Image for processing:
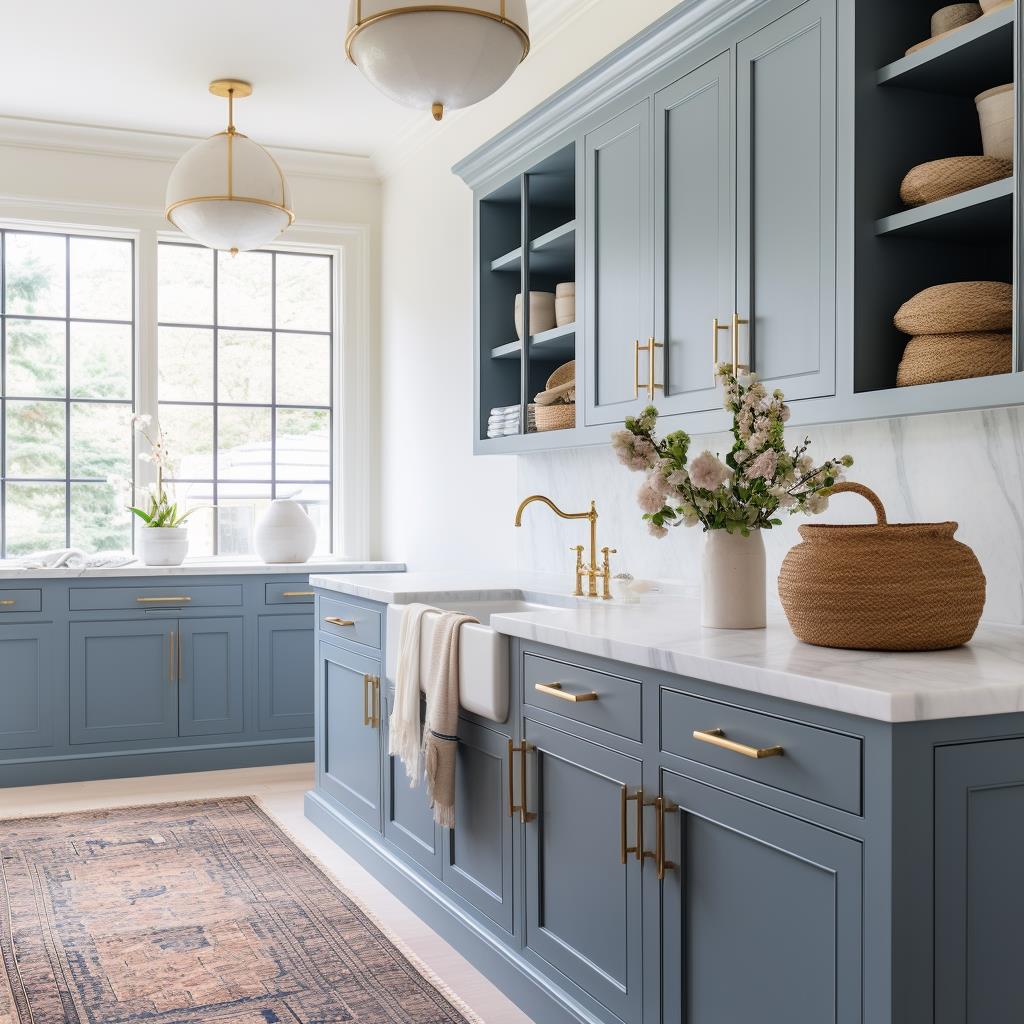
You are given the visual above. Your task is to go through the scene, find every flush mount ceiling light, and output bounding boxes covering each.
[165,80,293,255]
[346,1,530,122]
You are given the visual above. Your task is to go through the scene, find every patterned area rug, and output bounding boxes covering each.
[0,797,475,1024]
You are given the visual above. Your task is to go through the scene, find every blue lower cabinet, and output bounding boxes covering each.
[660,769,862,1024]
[70,620,178,745]
[319,640,382,832]
[178,617,244,737]
[522,718,645,1024]
[0,625,53,751]
[441,717,515,935]
[258,615,315,733]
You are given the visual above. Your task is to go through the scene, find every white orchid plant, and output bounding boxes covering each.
[612,365,853,538]
[109,414,204,530]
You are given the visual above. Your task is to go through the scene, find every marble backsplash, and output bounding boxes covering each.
[514,406,1024,625]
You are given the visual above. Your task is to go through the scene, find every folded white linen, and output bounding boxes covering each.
[389,602,440,785]
[13,549,137,570]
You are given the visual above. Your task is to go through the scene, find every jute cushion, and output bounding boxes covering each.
[894,281,1013,335]
[900,156,1012,207]
[897,332,1012,387]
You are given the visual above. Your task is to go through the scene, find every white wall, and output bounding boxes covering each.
[379,0,1024,624]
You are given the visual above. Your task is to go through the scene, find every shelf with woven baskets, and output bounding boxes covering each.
[875,176,1012,240]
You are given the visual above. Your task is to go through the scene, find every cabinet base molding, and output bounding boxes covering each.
[0,739,313,789]
[304,791,603,1024]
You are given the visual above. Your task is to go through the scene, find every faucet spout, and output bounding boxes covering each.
[514,494,593,527]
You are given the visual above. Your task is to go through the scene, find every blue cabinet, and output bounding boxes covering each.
[0,625,52,751]
[258,615,314,733]
[178,617,244,737]
[70,620,178,745]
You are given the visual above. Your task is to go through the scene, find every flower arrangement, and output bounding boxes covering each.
[112,414,203,530]
[612,365,853,538]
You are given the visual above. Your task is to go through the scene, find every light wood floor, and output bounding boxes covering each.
[0,763,535,1024]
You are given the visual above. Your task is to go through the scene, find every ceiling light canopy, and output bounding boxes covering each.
[165,80,293,254]
[346,1,530,122]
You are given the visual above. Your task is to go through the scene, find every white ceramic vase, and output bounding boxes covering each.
[254,499,317,564]
[138,527,189,567]
[700,529,766,629]
[976,83,1014,160]
[514,291,556,340]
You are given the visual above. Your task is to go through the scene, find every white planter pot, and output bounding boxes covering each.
[254,499,317,564]
[976,83,1014,160]
[137,527,189,567]
[700,529,766,629]
[514,291,556,340]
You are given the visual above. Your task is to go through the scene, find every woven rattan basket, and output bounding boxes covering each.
[897,332,1011,386]
[535,402,575,431]
[900,156,1012,207]
[894,281,1013,335]
[777,483,986,651]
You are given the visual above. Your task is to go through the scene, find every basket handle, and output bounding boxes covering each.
[828,482,887,525]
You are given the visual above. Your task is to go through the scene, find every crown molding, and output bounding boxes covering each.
[453,0,768,188]
[0,116,380,182]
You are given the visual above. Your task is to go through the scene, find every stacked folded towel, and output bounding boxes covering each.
[486,404,536,438]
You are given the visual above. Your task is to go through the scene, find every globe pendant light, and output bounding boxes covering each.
[165,80,294,254]
[346,1,530,122]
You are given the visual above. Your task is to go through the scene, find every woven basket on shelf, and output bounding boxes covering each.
[897,332,1012,387]
[535,403,575,431]
[894,281,1013,335]
[777,483,986,652]
[900,156,1012,207]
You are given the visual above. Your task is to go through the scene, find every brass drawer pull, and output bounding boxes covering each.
[730,313,750,376]
[0,599,15,606]
[653,796,677,881]
[507,739,535,823]
[620,786,644,864]
[324,616,355,627]
[534,681,598,703]
[282,591,314,597]
[363,674,379,728]
[137,595,192,604]
[632,338,664,400]
[712,317,730,379]
[693,727,783,760]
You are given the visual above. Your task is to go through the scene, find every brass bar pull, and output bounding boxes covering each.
[362,674,371,727]
[507,740,535,823]
[137,595,192,604]
[370,676,380,728]
[324,616,355,627]
[654,796,677,881]
[534,681,598,703]
[620,787,644,864]
[712,317,729,380]
[730,313,750,376]
[647,337,664,400]
[633,339,641,399]
[0,599,15,606]
[282,591,314,597]
[693,727,783,760]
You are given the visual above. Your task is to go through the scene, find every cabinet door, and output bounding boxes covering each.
[661,769,862,1024]
[257,615,314,733]
[318,640,382,833]
[0,625,53,751]
[382,691,442,876]
[70,620,177,745]
[654,51,734,416]
[735,0,836,399]
[935,739,1024,1024]
[442,718,515,935]
[583,100,653,427]
[523,719,644,1024]
[178,617,244,737]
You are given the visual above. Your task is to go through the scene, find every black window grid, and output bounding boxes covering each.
[157,241,335,556]
[0,228,136,558]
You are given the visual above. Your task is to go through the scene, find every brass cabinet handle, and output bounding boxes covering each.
[282,591,314,597]
[507,739,535,823]
[534,681,598,703]
[137,595,192,604]
[362,674,380,728]
[693,727,783,760]
[653,796,677,881]
[712,317,730,380]
[0,599,15,606]
[730,313,750,376]
[324,616,355,627]
[372,675,380,728]
[620,786,644,864]
[633,339,641,398]
[633,339,664,400]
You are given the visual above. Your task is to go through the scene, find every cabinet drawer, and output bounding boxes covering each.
[319,596,381,649]
[69,584,242,611]
[0,589,41,613]
[523,652,642,741]
[660,689,862,814]
[265,582,315,605]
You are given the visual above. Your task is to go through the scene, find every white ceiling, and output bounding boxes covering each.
[0,0,573,162]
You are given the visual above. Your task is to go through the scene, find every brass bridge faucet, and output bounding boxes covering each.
[514,495,616,599]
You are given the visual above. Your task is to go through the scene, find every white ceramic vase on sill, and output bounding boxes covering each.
[254,499,317,564]
[138,526,189,567]
[700,529,766,629]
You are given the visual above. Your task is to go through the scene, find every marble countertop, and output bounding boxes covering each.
[310,571,1024,723]
[0,559,405,581]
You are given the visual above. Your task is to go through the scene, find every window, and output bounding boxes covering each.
[157,243,334,556]
[0,229,135,557]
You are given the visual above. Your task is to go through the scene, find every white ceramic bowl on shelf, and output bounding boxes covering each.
[555,282,576,327]
[514,291,556,339]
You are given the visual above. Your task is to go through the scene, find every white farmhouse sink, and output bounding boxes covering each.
[385,600,550,723]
